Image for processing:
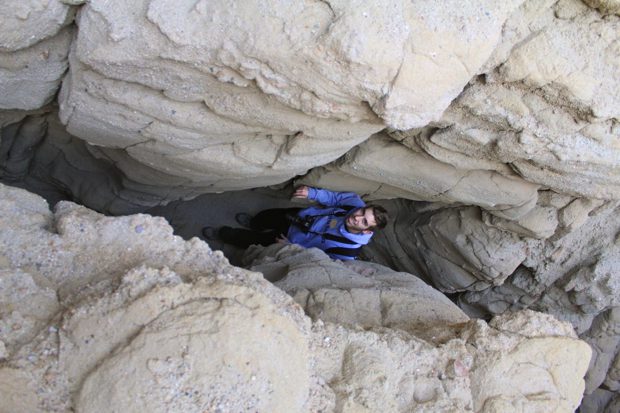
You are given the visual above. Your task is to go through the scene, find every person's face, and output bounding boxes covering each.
[345,207,377,234]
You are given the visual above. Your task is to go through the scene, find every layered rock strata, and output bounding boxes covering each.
[0,184,591,412]
[1,0,620,410]
[1,0,618,215]
[360,196,620,411]
[53,0,532,202]
[0,1,75,110]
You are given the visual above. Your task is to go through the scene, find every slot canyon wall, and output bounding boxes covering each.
[1,0,619,411]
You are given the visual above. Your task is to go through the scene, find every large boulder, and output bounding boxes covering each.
[56,0,527,193]
[243,243,469,338]
[302,132,540,220]
[0,183,593,412]
[410,0,620,200]
[0,1,75,110]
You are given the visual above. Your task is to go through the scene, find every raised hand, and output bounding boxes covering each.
[292,185,309,199]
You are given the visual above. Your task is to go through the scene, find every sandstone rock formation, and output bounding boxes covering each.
[1,0,620,410]
[359,195,620,411]
[0,184,591,412]
[0,1,74,110]
[243,243,470,339]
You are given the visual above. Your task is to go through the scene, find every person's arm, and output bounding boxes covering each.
[293,185,365,208]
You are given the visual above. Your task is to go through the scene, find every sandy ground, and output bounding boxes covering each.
[147,185,310,266]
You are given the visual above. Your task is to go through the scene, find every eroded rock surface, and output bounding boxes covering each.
[0,184,592,412]
[0,1,74,110]
[243,243,469,339]
[51,0,544,200]
[1,0,620,409]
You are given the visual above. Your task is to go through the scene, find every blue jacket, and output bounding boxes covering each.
[286,187,373,260]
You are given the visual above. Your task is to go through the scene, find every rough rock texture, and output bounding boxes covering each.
[301,0,620,217]
[0,184,592,412]
[303,132,541,220]
[52,0,535,195]
[1,0,618,214]
[358,194,620,410]
[583,0,620,15]
[243,243,469,339]
[0,27,73,110]
[0,1,74,110]
[0,0,74,52]
[1,0,620,409]
[0,109,208,214]
[390,0,620,200]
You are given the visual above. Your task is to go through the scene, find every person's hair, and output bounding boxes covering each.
[367,205,388,230]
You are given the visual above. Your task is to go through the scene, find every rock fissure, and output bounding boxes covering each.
[2,0,619,411]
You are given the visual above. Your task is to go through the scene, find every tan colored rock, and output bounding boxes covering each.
[0,0,74,52]
[73,280,310,413]
[299,165,417,201]
[0,184,593,412]
[426,2,620,200]
[311,309,590,412]
[582,0,620,15]
[0,183,312,412]
[367,0,525,128]
[469,327,591,412]
[0,27,72,110]
[0,269,59,358]
[244,243,469,338]
[0,1,74,109]
[311,321,474,412]
[559,198,605,232]
[328,132,540,220]
[53,0,533,193]
[59,41,381,192]
[499,7,619,120]
[482,204,559,239]
[0,368,41,413]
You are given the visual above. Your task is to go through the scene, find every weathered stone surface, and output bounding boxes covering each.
[417,1,620,200]
[468,311,591,412]
[0,0,74,52]
[243,243,469,338]
[0,183,312,412]
[363,195,620,409]
[0,184,592,412]
[0,27,72,110]
[0,110,208,214]
[310,309,590,412]
[52,0,533,193]
[1,0,620,409]
[2,0,618,217]
[482,204,559,239]
[0,1,74,111]
[73,280,310,413]
[0,269,59,357]
[366,203,529,293]
[582,308,620,396]
[309,132,540,220]
[582,0,620,16]
[456,200,620,329]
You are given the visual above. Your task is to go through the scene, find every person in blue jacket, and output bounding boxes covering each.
[203,185,388,260]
